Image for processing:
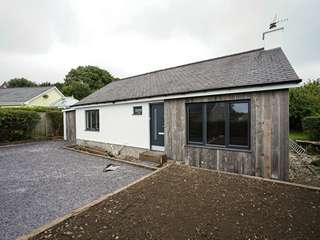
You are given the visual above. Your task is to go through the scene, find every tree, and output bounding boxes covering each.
[54,82,64,92]
[289,79,320,130]
[63,65,115,99]
[65,66,114,91]
[62,81,91,100]
[6,66,115,100]
[7,78,37,88]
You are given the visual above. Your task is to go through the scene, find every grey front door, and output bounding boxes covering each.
[150,103,164,147]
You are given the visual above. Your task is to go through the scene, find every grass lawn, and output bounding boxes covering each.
[289,130,310,141]
[31,164,320,240]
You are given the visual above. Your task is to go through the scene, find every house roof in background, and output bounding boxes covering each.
[75,47,300,107]
[0,86,54,105]
[52,96,79,109]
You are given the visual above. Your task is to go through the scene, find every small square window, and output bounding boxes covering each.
[133,106,142,115]
[85,110,99,131]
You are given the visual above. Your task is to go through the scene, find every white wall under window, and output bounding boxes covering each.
[76,102,150,149]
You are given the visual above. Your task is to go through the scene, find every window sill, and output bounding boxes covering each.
[85,129,100,132]
[185,144,252,153]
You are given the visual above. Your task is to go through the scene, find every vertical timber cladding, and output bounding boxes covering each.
[66,110,76,143]
[164,90,289,180]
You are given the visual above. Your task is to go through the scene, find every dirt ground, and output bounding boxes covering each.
[32,164,320,240]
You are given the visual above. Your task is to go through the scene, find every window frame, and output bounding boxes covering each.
[133,106,143,115]
[186,103,205,145]
[227,101,251,149]
[85,109,100,131]
[186,100,251,150]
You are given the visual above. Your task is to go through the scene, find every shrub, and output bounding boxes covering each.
[0,106,58,112]
[47,111,63,136]
[289,79,320,130]
[0,109,40,141]
[306,144,319,155]
[302,116,320,141]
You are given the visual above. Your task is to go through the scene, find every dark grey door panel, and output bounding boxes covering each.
[150,103,164,147]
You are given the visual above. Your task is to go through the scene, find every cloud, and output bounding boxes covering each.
[0,0,319,84]
[0,0,78,54]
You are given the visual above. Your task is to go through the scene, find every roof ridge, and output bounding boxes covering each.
[115,47,265,82]
[0,86,53,90]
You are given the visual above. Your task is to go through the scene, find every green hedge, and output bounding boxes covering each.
[0,106,59,112]
[302,116,320,141]
[0,109,41,142]
[47,111,63,136]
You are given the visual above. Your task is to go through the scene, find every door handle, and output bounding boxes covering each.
[158,132,164,135]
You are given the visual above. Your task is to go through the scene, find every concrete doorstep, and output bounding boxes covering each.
[64,145,161,171]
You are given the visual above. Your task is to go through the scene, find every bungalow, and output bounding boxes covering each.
[0,86,78,108]
[65,28,300,180]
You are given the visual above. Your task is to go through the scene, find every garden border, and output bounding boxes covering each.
[16,162,173,240]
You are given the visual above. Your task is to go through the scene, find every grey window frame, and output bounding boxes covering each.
[133,106,143,115]
[85,110,100,131]
[186,103,205,145]
[186,100,250,149]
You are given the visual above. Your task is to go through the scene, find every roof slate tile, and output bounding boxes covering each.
[74,48,300,106]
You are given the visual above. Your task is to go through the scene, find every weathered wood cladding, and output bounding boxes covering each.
[66,110,76,143]
[164,90,289,180]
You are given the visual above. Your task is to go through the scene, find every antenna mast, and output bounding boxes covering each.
[269,14,288,29]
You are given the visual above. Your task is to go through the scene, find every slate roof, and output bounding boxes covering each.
[74,48,300,107]
[0,86,53,105]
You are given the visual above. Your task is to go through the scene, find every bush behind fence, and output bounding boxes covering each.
[0,108,63,142]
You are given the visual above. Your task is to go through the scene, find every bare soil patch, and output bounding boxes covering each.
[31,164,320,240]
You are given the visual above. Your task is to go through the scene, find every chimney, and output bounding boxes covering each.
[262,16,287,50]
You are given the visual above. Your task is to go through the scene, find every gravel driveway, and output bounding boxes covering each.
[0,141,151,240]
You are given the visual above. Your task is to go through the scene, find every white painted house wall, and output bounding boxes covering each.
[76,102,150,149]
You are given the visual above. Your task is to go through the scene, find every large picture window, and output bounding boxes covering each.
[187,100,250,149]
[85,110,99,131]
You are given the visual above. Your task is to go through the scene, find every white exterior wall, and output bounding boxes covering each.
[76,102,150,149]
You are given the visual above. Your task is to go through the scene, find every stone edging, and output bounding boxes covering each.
[63,146,159,171]
[16,162,173,240]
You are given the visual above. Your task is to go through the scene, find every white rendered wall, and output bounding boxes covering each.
[76,102,150,149]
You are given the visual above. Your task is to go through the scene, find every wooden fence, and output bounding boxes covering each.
[32,112,58,138]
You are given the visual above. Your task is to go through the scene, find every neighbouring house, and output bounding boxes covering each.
[0,86,77,108]
[64,26,301,180]
[52,96,79,109]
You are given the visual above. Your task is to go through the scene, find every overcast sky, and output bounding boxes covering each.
[0,0,319,84]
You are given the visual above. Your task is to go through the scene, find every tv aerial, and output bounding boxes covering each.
[269,14,288,29]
